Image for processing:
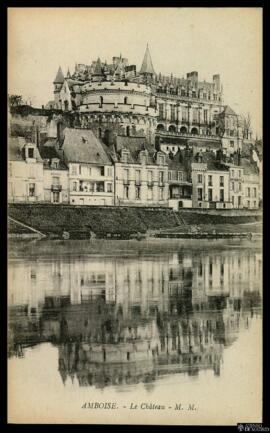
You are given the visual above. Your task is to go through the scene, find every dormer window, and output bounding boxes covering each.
[28,148,34,158]
[157,153,165,165]
[51,158,60,169]
[121,149,129,163]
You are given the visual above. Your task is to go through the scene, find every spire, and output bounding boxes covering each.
[140,44,155,75]
[66,68,71,79]
[93,57,103,76]
[53,66,65,84]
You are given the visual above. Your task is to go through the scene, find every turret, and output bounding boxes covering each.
[53,66,65,107]
[140,44,155,78]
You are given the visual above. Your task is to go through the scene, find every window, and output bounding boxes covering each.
[52,192,60,203]
[220,189,224,202]
[168,171,172,181]
[107,167,112,177]
[135,186,141,200]
[220,176,224,187]
[208,188,213,201]
[171,105,176,121]
[247,187,250,197]
[52,176,60,186]
[71,165,77,175]
[29,183,35,197]
[148,170,153,183]
[159,104,164,119]
[72,181,77,191]
[148,187,153,200]
[28,148,34,158]
[238,170,241,178]
[209,262,213,276]
[247,200,250,208]
[124,96,128,104]
[159,171,164,183]
[208,175,213,186]
[107,183,112,193]
[197,187,203,201]
[182,107,188,122]
[197,174,203,184]
[254,201,256,207]
[231,181,234,191]
[124,185,129,199]
[100,166,105,176]
[178,171,183,181]
[231,169,234,178]
[193,108,198,122]
[230,141,234,147]
[124,169,129,182]
[96,182,104,192]
[158,154,165,165]
[253,188,257,198]
[159,187,164,200]
[238,196,241,207]
[135,170,141,184]
[122,151,128,163]
[232,196,235,206]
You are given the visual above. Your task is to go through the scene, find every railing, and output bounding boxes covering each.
[156,129,220,140]
[51,184,62,192]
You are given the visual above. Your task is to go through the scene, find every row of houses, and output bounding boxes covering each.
[8,128,261,210]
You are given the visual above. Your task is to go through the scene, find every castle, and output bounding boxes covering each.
[8,45,261,210]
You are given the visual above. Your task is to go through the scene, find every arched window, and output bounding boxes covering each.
[124,96,128,105]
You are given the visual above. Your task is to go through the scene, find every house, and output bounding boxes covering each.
[57,128,114,206]
[8,136,44,203]
[112,136,169,207]
[40,141,69,204]
[191,151,231,209]
[167,148,193,210]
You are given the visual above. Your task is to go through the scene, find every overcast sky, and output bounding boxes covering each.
[8,7,262,137]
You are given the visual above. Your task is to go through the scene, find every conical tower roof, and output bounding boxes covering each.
[53,66,65,84]
[140,44,155,75]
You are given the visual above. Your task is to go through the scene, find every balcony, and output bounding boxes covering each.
[51,184,62,192]
[147,181,154,187]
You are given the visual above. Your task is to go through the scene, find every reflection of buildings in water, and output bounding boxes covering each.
[8,249,262,385]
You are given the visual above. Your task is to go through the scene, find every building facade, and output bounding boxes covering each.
[56,128,115,206]
[8,137,44,203]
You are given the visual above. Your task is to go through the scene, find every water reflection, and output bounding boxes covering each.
[8,246,262,389]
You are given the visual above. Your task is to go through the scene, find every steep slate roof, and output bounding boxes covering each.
[140,44,155,75]
[62,128,112,165]
[8,136,43,162]
[53,66,65,84]
[115,135,165,165]
[40,145,68,169]
[222,105,237,116]
[241,157,259,175]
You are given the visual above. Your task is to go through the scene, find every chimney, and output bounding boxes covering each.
[57,122,65,148]
[213,74,221,92]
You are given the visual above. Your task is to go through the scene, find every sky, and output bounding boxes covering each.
[8,7,262,137]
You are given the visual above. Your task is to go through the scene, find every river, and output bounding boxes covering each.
[8,238,262,425]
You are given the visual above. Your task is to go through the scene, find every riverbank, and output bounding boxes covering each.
[8,203,262,239]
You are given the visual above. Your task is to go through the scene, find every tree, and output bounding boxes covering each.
[8,94,23,107]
